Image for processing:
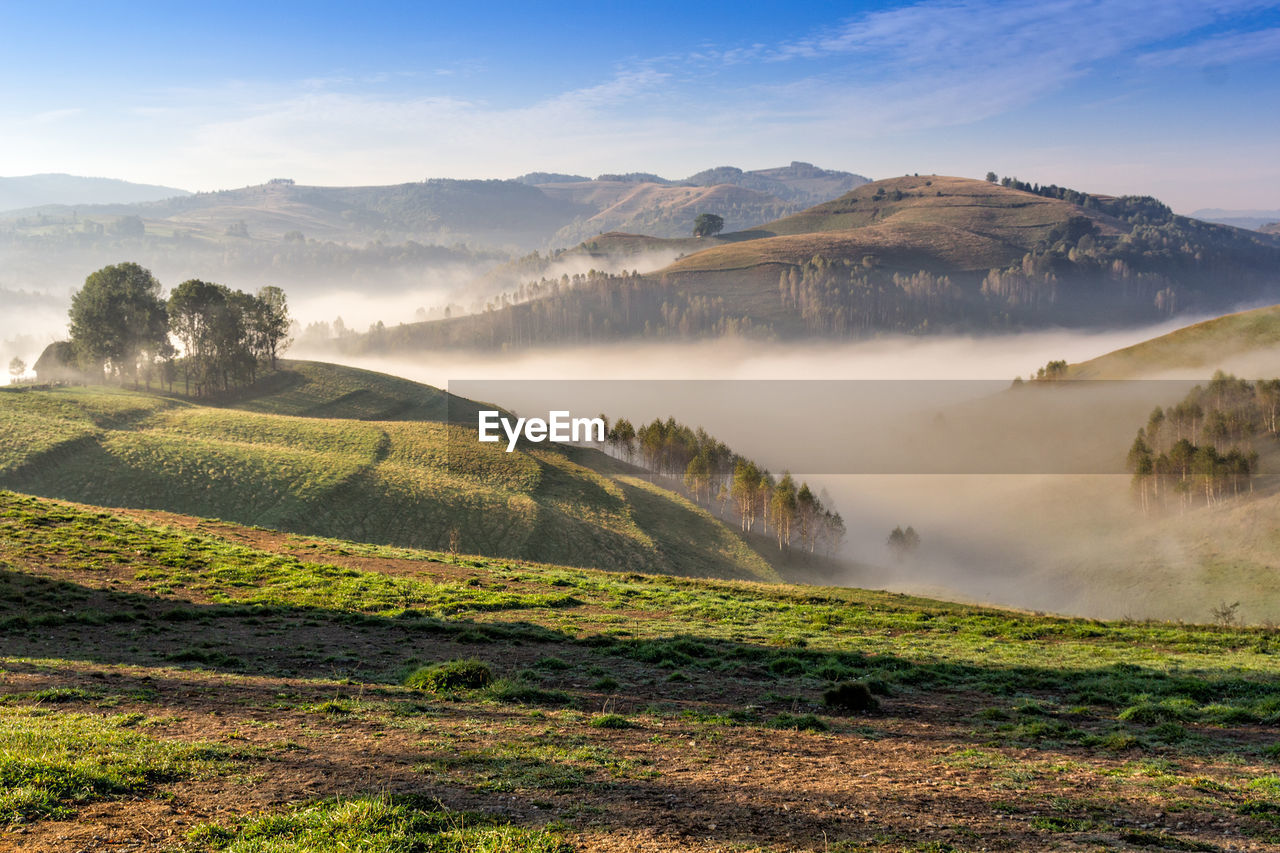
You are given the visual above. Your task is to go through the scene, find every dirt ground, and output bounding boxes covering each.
[2,506,1276,852]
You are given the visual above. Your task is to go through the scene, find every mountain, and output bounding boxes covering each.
[683,161,870,205]
[0,360,835,583]
[1066,303,1280,379]
[23,179,594,246]
[532,162,870,245]
[0,173,188,212]
[1263,222,1280,235]
[535,180,794,245]
[346,175,1280,353]
[2,165,865,257]
[1190,208,1280,231]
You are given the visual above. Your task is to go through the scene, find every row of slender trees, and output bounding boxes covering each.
[600,414,846,555]
[1127,373,1279,511]
[61,262,291,395]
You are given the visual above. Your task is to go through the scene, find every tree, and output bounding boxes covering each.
[250,286,292,369]
[168,279,229,396]
[692,213,724,238]
[68,262,169,385]
[770,473,798,549]
[985,172,998,183]
[8,357,25,381]
[887,525,921,558]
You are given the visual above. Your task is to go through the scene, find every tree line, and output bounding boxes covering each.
[600,414,846,556]
[52,262,291,396]
[1127,372,1278,512]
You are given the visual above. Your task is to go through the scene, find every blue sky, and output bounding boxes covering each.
[2,0,1279,211]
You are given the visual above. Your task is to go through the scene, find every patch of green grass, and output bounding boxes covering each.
[189,794,570,852]
[588,714,632,730]
[404,660,493,693]
[767,712,828,732]
[488,680,575,709]
[0,705,234,824]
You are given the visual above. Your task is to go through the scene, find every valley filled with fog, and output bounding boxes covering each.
[309,317,1277,624]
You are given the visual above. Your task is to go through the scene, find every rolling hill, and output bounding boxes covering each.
[0,360,837,584]
[532,162,870,244]
[346,175,1280,353]
[3,163,867,254]
[536,181,793,245]
[0,173,189,212]
[1066,304,1280,379]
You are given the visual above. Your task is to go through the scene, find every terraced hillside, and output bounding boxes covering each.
[0,361,799,582]
[4,490,1280,851]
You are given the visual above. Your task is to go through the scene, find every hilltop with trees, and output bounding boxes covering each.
[45,262,291,395]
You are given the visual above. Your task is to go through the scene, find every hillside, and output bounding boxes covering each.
[347,175,1280,353]
[684,161,871,204]
[0,173,189,212]
[4,488,1280,851]
[1067,304,1280,378]
[537,180,793,245]
[0,361,833,584]
[1264,222,1280,235]
[17,179,593,246]
[665,175,1129,272]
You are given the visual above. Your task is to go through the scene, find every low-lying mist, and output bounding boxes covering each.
[323,321,1280,624]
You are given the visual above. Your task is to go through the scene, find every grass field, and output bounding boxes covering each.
[3,489,1280,851]
[0,361,809,583]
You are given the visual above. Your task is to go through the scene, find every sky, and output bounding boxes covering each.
[2,0,1279,212]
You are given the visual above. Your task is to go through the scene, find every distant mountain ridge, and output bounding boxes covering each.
[0,173,189,212]
[1191,208,1280,231]
[3,163,868,252]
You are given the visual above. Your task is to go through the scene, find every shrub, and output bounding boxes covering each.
[768,656,807,677]
[823,682,879,714]
[404,659,492,693]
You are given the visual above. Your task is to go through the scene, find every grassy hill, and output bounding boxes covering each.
[1067,304,1280,378]
[663,174,1126,274]
[0,361,830,584]
[4,488,1280,850]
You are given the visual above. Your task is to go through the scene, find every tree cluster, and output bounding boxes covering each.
[61,262,290,395]
[602,415,846,556]
[778,257,959,334]
[1127,372,1277,512]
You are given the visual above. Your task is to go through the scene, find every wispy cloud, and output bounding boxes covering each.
[18,107,82,126]
[1137,26,1280,67]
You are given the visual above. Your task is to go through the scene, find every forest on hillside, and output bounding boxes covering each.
[1127,372,1280,512]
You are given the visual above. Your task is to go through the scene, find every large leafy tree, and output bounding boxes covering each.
[68,262,169,385]
[692,213,724,238]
